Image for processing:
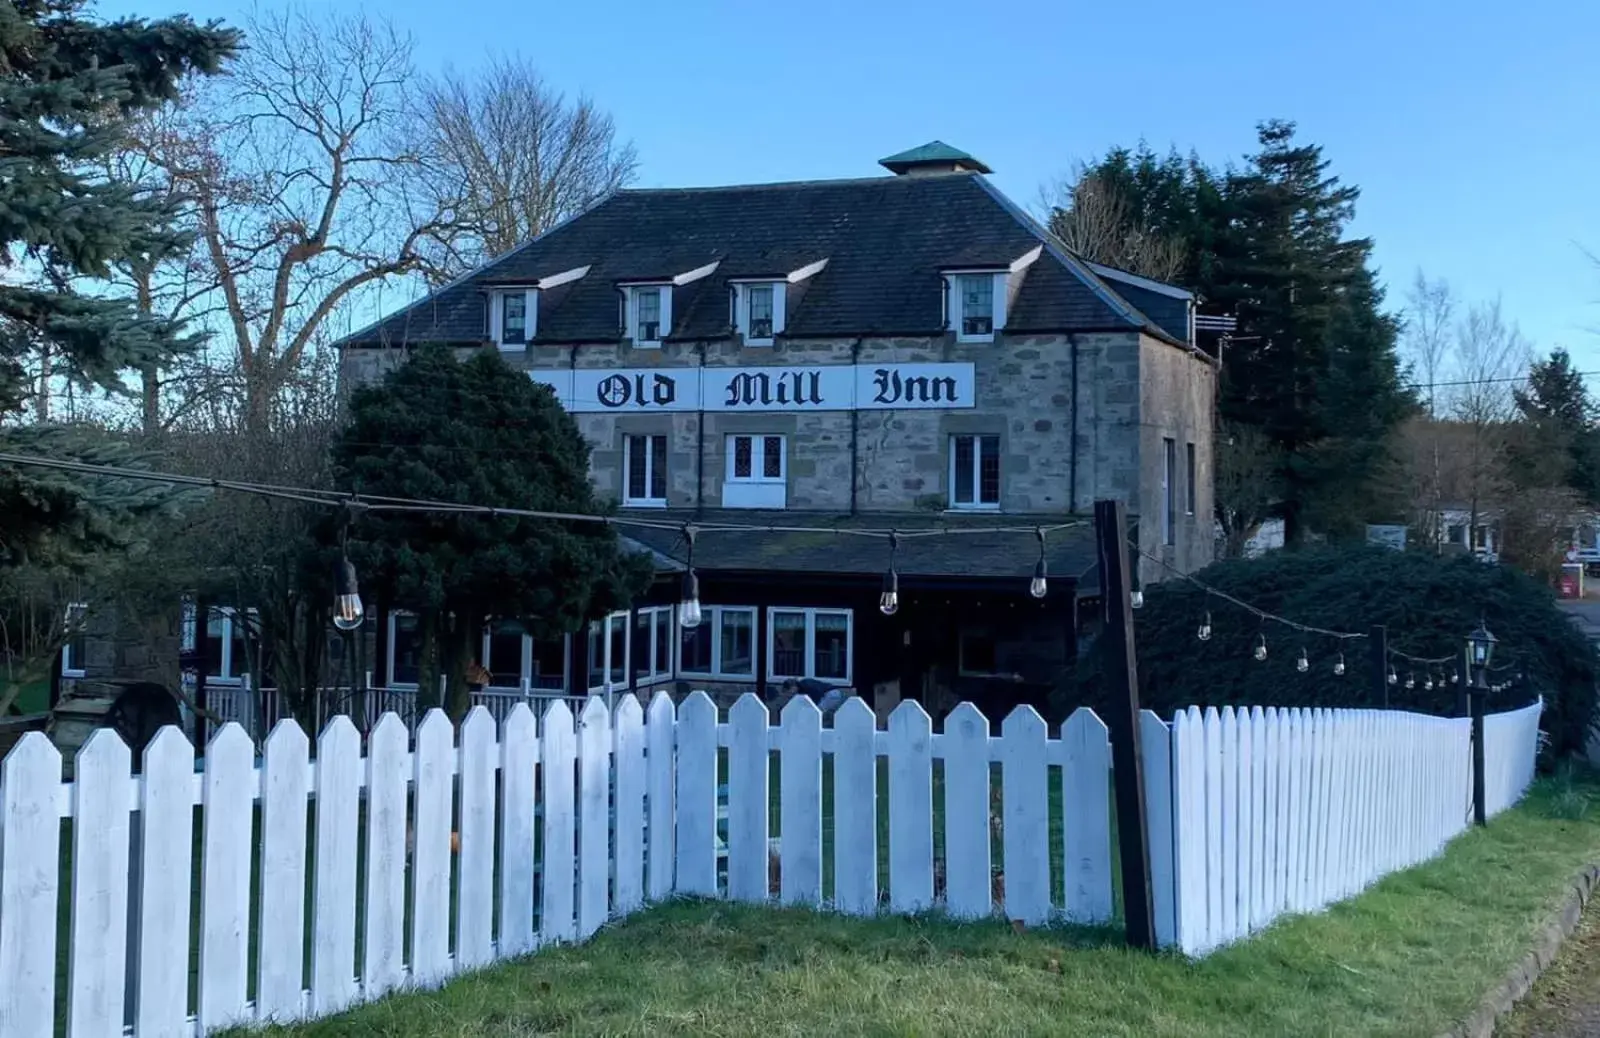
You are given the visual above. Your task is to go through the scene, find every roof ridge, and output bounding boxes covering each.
[617,172,976,195]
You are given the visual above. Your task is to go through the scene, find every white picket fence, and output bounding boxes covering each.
[0,692,1115,1037]
[1139,699,1543,956]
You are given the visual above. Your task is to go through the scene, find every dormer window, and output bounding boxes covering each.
[946,271,1007,343]
[490,289,536,348]
[625,284,670,347]
[734,281,785,344]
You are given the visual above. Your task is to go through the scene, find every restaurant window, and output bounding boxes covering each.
[60,602,88,678]
[679,606,756,679]
[625,434,668,506]
[389,612,423,687]
[207,607,268,685]
[767,608,852,684]
[631,606,674,686]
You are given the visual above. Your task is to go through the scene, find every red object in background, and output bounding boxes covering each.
[1559,572,1580,598]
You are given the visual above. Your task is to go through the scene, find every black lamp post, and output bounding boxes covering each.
[1465,619,1497,826]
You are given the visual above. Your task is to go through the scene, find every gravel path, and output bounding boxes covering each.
[1501,900,1600,1037]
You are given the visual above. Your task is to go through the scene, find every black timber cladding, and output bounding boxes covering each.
[340,172,1185,348]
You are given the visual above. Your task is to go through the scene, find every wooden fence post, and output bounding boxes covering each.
[1368,625,1387,707]
[1471,685,1487,826]
[1093,498,1155,950]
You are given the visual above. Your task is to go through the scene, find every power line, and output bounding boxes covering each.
[0,451,1089,542]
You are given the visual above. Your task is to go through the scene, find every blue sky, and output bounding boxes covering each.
[103,0,1600,372]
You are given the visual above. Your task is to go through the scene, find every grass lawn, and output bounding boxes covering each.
[227,767,1600,1038]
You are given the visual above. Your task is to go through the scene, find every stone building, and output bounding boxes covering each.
[338,141,1217,720]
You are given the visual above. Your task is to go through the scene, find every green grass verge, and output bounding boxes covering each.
[226,768,1600,1037]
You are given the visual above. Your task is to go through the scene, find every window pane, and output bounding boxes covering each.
[953,436,975,504]
[1163,437,1177,545]
[627,436,647,500]
[637,287,661,339]
[1186,442,1197,514]
[655,609,671,675]
[961,632,998,675]
[502,293,526,343]
[486,621,524,687]
[64,605,87,672]
[681,621,712,673]
[650,435,667,500]
[961,275,993,334]
[979,435,1001,504]
[720,610,754,676]
[813,613,849,681]
[608,614,626,686]
[230,612,253,682]
[633,611,653,681]
[748,283,774,337]
[733,435,752,479]
[392,613,421,686]
[588,621,605,682]
[771,611,807,678]
[763,437,783,479]
[205,608,226,678]
[531,637,566,691]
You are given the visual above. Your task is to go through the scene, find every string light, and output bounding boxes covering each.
[1254,633,1268,661]
[1405,671,1416,690]
[678,525,702,630]
[1333,652,1346,677]
[1030,528,1048,599]
[1131,589,1145,609]
[1296,647,1309,673]
[1388,665,1398,686]
[1424,672,1435,691]
[1197,610,1213,642]
[879,532,900,617]
[332,503,364,631]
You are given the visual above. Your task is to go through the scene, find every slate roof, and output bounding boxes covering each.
[620,510,1098,588]
[340,168,1189,349]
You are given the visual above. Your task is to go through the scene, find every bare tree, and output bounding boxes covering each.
[133,7,460,432]
[412,55,637,278]
[1215,420,1281,558]
[1404,271,1455,416]
[1040,167,1186,282]
[1447,297,1530,549]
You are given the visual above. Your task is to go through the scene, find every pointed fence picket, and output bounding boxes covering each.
[1142,700,1538,957]
[0,688,1542,1032]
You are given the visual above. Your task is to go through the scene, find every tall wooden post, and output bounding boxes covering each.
[1094,499,1155,950]
[1368,625,1388,707]
[1471,676,1487,826]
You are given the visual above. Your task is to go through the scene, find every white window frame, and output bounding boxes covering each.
[387,611,422,689]
[623,433,669,507]
[206,606,261,686]
[60,602,88,678]
[725,434,785,483]
[489,288,536,349]
[766,607,853,685]
[1162,437,1177,546]
[948,434,1001,512]
[677,605,758,679]
[630,605,676,688]
[625,284,671,347]
[479,621,568,692]
[947,271,1006,344]
[733,281,785,344]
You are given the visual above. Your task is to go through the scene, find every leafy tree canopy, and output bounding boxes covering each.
[1514,347,1600,504]
[329,346,654,708]
[1067,547,1594,759]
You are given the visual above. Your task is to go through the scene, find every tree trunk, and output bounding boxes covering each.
[417,607,441,710]
[443,611,477,722]
[140,364,161,434]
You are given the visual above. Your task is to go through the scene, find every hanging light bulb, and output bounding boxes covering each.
[1405,671,1416,690]
[1450,670,1460,685]
[1424,672,1435,691]
[333,557,364,631]
[1030,528,1048,599]
[880,532,901,616]
[1130,589,1145,610]
[1197,610,1213,642]
[333,509,364,631]
[1333,652,1346,676]
[678,525,702,629]
[1253,633,1268,661]
[1387,665,1398,686]
[1296,648,1309,673]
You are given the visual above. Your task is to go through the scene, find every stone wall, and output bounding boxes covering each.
[338,325,1218,578]
[1136,335,1217,583]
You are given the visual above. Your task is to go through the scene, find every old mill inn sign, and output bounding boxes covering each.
[529,363,976,413]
